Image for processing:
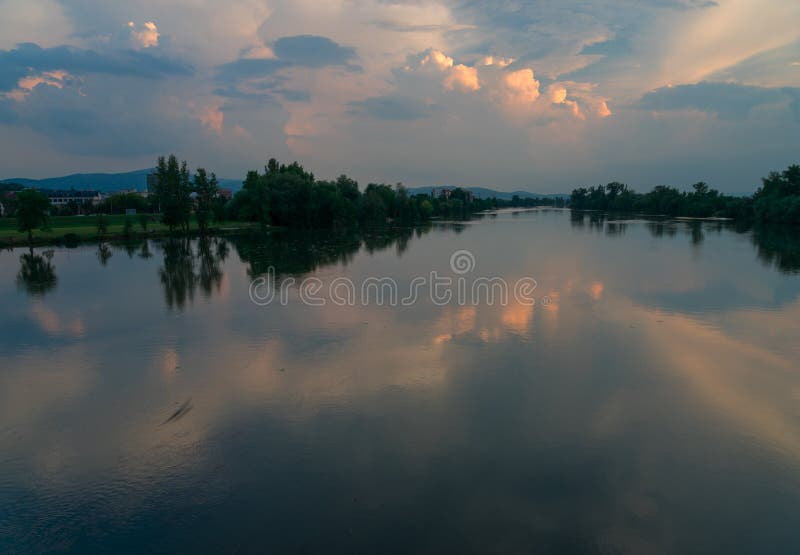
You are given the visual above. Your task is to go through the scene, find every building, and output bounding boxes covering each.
[45,189,103,207]
[431,187,472,202]
[431,187,453,200]
[218,188,233,201]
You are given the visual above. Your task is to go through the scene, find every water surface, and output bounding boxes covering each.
[2,210,800,553]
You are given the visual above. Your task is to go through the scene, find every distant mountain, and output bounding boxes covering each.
[1,170,563,200]
[0,169,243,193]
[406,186,567,201]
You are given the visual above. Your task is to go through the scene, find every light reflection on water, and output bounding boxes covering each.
[1,211,800,553]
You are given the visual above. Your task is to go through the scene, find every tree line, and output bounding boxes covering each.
[224,157,557,229]
[569,164,800,223]
[8,157,798,245]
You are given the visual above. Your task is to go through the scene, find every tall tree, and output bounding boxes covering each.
[155,155,192,233]
[193,168,219,234]
[15,189,50,244]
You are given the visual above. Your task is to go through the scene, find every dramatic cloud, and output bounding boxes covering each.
[216,34,357,83]
[500,69,541,105]
[639,82,800,121]
[0,0,797,191]
[0,42,192,92]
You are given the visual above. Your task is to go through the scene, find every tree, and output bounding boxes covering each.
[155,154,192,233]
[692,182,709,195]
[15,189,51,244]
[96,213,108,237]
[193,168,219,234]
[231,170,270,228]
[139,213,150,232]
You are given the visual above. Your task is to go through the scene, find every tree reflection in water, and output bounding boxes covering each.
[570,211,800,274]
[16,248,57,296]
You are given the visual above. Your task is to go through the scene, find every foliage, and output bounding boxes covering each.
[570,181,753,218]
[96,213,108,236]
[568,165,800,223]
[753,165,800,224]
[97,192,149,215]
[154,154,192,232]
[15,189,51,243]
[193,168,219,234]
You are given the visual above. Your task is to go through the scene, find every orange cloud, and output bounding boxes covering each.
[198,104,224,134]
[128,21,159,48]
[5,70,70,101]
[445,64,480,91]
[596,100,612,118]
[501,68,540,104]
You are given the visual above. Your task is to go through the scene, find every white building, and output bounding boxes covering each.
[45,190,103,207]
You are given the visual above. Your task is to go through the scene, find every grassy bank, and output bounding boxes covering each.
[0,214,259,248]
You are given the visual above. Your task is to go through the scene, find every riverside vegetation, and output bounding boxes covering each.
[569,164,800,223]
[2,157,799,247]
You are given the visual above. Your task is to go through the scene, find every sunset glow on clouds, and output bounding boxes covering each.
[0,0,798,192]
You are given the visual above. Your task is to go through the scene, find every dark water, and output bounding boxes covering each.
[2,210,800,554]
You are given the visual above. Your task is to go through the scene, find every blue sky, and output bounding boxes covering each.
[0,0,798,192]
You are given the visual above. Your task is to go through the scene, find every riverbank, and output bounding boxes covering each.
[0,214,260,248]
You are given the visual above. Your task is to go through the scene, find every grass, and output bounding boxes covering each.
[0,214,258,247]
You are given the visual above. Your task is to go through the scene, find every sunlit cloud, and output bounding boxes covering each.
[196,104,224,134]
[500,68,541,104]
[128,21,159,49]
[5,70,71,101]
[0,0,796,190]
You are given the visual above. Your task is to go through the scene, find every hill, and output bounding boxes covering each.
[0,169,242,192]
[1,170,561,200]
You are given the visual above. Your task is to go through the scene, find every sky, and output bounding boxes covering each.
[0,0,798,193]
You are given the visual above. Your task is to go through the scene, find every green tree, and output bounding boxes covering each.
[155,154,192,233]
[96,213,108,237]
[15,189,51,244]
[231,170,270,228]
[193,168,219,234]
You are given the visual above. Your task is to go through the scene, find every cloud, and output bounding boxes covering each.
[0,0,72,49]
[406,48,482,93]
[4,70,72,101]
[0,42,192,93]
[597,100,612,117]
[276,89,311,103]
[349,95,438,121]
[416,49,455,71]
[445,64,480,91]
[215,57,287,82]
[128,21,159,49]
[0,0,797,191]
[638,82,800,120]
[500,68,541,104]
[196,104,224,134]
[272,35,357,68]
[548,84,568,104]
[216,35,358,83]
